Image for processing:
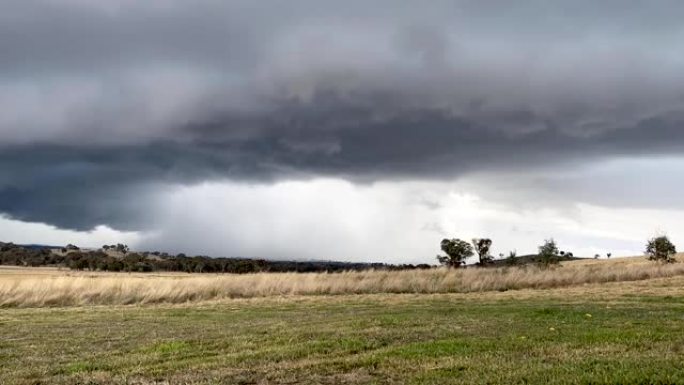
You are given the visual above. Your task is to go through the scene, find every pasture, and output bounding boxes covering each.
[1,258,684,384]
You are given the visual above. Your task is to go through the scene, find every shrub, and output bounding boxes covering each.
[645,236,677,263]
[537,239,561,267]
[506,250,518,266]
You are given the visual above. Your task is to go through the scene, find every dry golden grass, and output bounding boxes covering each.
[1,255,683,307]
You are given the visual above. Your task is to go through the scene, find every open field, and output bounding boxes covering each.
[2,258,684,384]
[1,256,684,307]
[1,274,684,384]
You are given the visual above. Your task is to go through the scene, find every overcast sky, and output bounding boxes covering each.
[2,0,684,263]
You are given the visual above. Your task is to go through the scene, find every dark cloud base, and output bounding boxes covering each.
[3,102,684,231]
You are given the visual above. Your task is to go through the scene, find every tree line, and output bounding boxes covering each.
[0,242,432,273]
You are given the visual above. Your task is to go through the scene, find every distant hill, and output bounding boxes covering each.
[489,253,586,266]
[0,241,432,274]
[18,244,64,250]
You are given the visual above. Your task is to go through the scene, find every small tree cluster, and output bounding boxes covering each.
[101,244,129,254]
[645,235,677,263]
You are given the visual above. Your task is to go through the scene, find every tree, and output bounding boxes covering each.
[437,238,473,268]
[115,244,129,255]
[472,238,493,265]
[645,236,677,263]
[537,239,561,267]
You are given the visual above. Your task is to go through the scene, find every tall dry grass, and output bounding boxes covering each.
[2,257,684,307]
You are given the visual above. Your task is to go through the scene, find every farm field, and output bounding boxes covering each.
[1,259,684,384]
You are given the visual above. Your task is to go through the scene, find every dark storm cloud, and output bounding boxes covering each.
[3,0,684,230]
[6,110,684,230]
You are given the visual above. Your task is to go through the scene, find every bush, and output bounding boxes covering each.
[505,250,518,266]
[646,236,677,263]
[537,239,561,267]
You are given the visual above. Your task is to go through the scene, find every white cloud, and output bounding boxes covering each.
[139,179,441,263]
[0,215,141,248]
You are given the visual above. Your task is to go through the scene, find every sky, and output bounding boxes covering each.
[2,0,684,264]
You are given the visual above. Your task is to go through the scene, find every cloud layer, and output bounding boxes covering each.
[3,0,684,234]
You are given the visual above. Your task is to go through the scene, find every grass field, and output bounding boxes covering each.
[1,259,684,384]
[3,256,684,307]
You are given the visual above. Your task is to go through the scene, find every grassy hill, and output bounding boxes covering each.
[489,253,585,266]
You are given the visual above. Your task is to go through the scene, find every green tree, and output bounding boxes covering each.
[437,238,473,268]
[537,239,561,267]
[472,238,493,265]
[645,235,677,263]
[115,244,129,255]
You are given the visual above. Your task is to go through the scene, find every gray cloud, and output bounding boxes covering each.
[3,0,684,231]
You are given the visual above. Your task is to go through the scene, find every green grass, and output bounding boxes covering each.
[1,293,683,384]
